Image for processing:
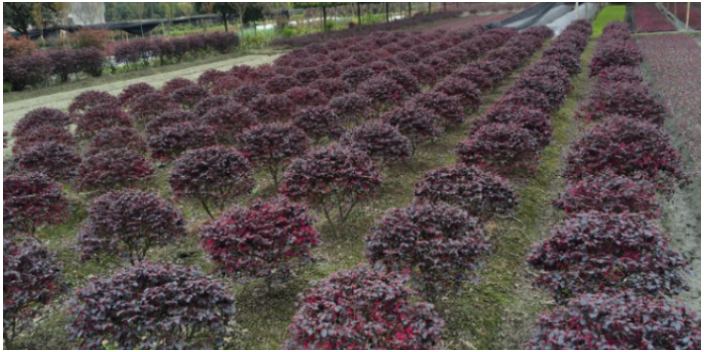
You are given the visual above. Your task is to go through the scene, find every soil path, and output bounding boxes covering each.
[3,53,281,134]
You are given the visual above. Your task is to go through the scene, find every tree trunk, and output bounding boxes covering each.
[222,12,229,32]
[408,3,412,17]
[385,3,389,23]
[322,6,327,31]
[357,3,362,29]
[428,2,432,14]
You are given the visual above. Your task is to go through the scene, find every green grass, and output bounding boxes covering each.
[592,5,626,37]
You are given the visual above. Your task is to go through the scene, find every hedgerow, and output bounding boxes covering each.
[238,123,309,186]
[3,172,69,234]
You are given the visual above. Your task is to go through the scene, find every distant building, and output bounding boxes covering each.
[68,2,105,25]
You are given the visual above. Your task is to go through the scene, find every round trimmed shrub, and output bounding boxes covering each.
[250,94,294,122]
[382,104,442,155]
[383,68,421,95]
[145,110,193,136]
[292,107,344,143]
[340,122,411,165]
[413,92,465,127]
[77,190,186,262]
[118,82,157,107]
[526,291,700,349]
[200,196,320,285]
[309,78,352,98]
[192,95,230,117]
[527,211,689,300]
[3,172,69,233]
[265,75,301,94]
[281,145,382,225]
[328,93,372,124]
[13,142,82,180]
[169,146,255,218]
[232,85,267,105]
[366,201,490,299]
[147,122,217,160]
[511,75,566,112]
[415,165,516,219]
[433,76,482,111]
[285,266,444,349]
[78,148,154,191]
[473,104,552,147]
[68,263,235,349]
[596,66,643,85]
[564,116,686,194]
[495,88,552,112]
[340,66,375,89]
[170,85,208,109]
[3,237,63,349]
[457,123,539,174]
[285,87,329,108]
[577,82,666,125]
[554,173,661,219]
[451,65,493,91]
[75,105,132,139]
[199,102,258,144]
[12,126,76,154]
[357,75,404,110]
[11,108,70,138]
[128,92,177,124]
[85,126,145,157]
[238,122,309,186]
[68,91,119,118]
[160,77,196,96]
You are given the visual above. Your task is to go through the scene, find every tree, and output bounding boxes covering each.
[178,2,194,17]
[4,3,60,36]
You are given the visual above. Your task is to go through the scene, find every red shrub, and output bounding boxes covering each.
[48,50,78,83]
[161,77,196,96]
[250,94,294,122]
[293,107,344,143]
[11,108,70,138]
[265,75,301,94]
[118,82,157,107]
[3,237,63,349]
[422,55,453,76]
[407,63,438,86]
[564,116,686,194]
[204,31,239,53]
[328,93,372,124]
[200,196,320,285]
[366,201,489,299]
[77,190,185,262]
[413,92,466,127]
[68,263,235,349]
[589,41,643,77]
[285,87,329,108]
[68,91,119,118]
[238,122,309,186]
[169,146,255,217]
[382,105,442,155]
[528,211,688,300]
[596,66,643,85]
[393,50,421,65]
[415,165,516,218]
[199,102,257,143]
[433,76,481,111]
[281,145,382,225]
[383,68,421,95]
[85,126,146,157]
[511,75,566,112]
[495,88,552,113]
[147,122,217,160]
[456,123,539,175]
[357,76,406,111]
[232,85,267,105]
[13,142,82,180]
[3,33,36,58]
[340,122,411,165]
[308,78,351,98]
[341,66,375,89]
[76,105,132,139]
[527,291,700,349]
[12,126,76,154]
[577,82,666,125]
[192,95,230,117]
[554,173,661,218]
[451,65,493,91]
[128,92,177,124]
[145,110,193,136]
[464,61,505,87]
[473,104,552,147]
[170,85,208,109]
[78,148,154,191]
[285,267,444,349]
[3,172,69,233]
[3,54,52,91]
[294,67,321,85]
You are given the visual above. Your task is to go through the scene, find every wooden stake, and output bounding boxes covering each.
[686,2,691,29]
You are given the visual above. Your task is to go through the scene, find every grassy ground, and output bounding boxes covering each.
[11,35,596,349]
[592,5,626,37]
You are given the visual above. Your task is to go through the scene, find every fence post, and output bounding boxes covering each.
[686,2,691,29]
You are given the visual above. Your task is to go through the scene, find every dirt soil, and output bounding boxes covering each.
[2,53,281,136]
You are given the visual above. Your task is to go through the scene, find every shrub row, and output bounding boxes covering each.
[527,22,699,350]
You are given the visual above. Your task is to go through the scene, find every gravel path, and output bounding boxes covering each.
[3,53,281,134]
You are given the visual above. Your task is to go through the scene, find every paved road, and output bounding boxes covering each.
[3,53,282,134]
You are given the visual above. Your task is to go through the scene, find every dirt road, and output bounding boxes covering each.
[3,53,281,134]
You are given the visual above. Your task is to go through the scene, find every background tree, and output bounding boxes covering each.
[4,2,61,36]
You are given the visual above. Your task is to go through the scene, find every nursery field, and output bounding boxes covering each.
[3,5,701,351]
